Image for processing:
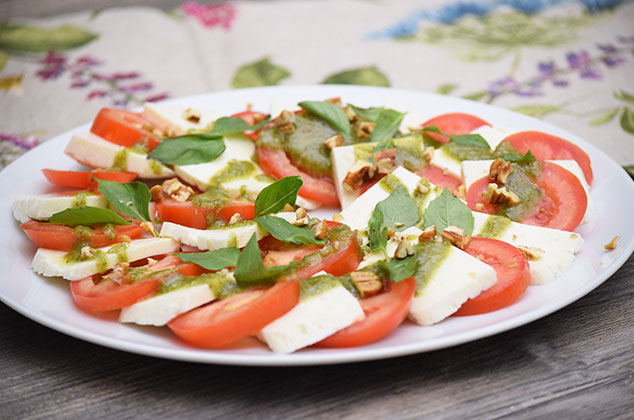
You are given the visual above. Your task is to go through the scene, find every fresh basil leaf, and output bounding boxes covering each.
[368,138,396,161]
[234,234,292,286]
[370,109,405,142]
[174,247,240,271]
[298,100,351,137]
[148,133,225,166]
[97,179,152,222]
[254,176,302,218]
[349,105,386,122]
[47,206,131,227]
[449,133,490,149]
[423,188,474,235]
[210,115,271,135]
[421,125,442,134]
[504,150,536,163]
[381,254,418,283]
[256,215,325,245]
[368,185,420,251]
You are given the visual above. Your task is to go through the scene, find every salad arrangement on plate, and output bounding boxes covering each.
[11,96,596,354]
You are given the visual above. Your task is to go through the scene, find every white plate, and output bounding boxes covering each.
[2,85,633,366]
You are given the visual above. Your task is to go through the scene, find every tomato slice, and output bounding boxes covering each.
[315,277,416,348]
[155,199,254,229]
[20,220,143,252]
[231,110,268,141]
[256,146,340,206]
[168,277,301,348]
[415,164,463,193]
[454,238,530,316]
[42,169,137,189]
[501,131,593,184]
[422,112,491,144]
[91,108,161,152]
[466,161,587,231]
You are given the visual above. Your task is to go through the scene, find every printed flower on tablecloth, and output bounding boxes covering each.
[0,132,40,167]
[179,2,237,30]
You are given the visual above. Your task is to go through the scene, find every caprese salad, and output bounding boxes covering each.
[12,96,596,354]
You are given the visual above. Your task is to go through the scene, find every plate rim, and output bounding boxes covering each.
[2,84,633,366]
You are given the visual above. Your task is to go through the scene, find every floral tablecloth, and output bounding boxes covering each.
[1,0,633,173]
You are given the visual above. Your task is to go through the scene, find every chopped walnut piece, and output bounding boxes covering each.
[315,220,329,240]
[350,271,383,298]
[161,178,195,202]
[141,221,157,237]
[182,108,201,124]
[518,246,545,260]
[342,160,375,192]
[356,121,376,139]
[274,110,296,132]
[373,148,396,163]
[604,236,620,250]
[332,212,344,222]
[376,158,396,175]
[440,225,471,250]
[150,185,164,203]
[418,226,436,242]
[417,182,430,195]
[394,236,415,259]
[324,134,343,150]
[481,183,521,206]
[387,227,397,239]
[295,207,307,220]
[325,97,342,106]
[343,105,358,122]
[229,213,243,224]
[475,203,484,211]
[80,246,95,260]
[489,158,513,184]
[147,257,157,265]
[162,178,182,195]
[283,202,295,212]
[423,146,435,163]
[454,185,466,200]
[117,235,131,243]
[109,262,130,285]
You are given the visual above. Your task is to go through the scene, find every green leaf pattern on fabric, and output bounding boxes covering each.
[0,24,98,52]
[322,66,390,87]
[231,58,291,89]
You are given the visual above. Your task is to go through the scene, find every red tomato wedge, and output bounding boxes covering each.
[415,164,463,193]
[422,112,491,144]
[501,131,593,184]
[42,169,137,189]
[91,108,161,152]
[20,220,143,252]
[155,199,254,229]
[256,146,340,207]
[168,277,301,348]
[231,110,268,141]
[466,161,587,231]
[454,238,530,316]
[315,277,416,348]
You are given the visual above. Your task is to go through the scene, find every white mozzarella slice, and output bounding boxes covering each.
[472,212,583,285]
[119,284,214,326]
[160,221,265,250]
[340,166,436,231]
[259,282,364,354]
[11,192,108,223]
[461,159,593,223]
[65,132,173,179]
[331,143,362,209]
[143,103,220,135]
[408,246,497,326]
[471,125,513,150]
[31,238,180,281]
[430,147,463,180]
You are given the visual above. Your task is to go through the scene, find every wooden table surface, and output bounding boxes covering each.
[2,1,633,418]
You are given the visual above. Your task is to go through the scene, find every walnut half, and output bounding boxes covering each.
[440,225,471,249]
[350,271,383,298]
[481,183,520,206]
[342,160,375,192]
[489,158,513,184]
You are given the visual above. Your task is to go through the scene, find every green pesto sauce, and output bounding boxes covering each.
[111,149,129,171]
[492,141,523,160]
[441,142,494,162]
[192,188,231,209]
[254,173,275,183]
[479,215,512,239]
[206,220,255,231]
[73,225,93,238]
[158,272,241,299]
[412,179,433,220]
[293,225,355,273]
[71,191,90,208]
[103,223,116,241]
[394,134,427,171]
[413,239,452,296]
[129,143,148,154]
[353,143,377,161]
[208,160,257,188]
[497,161,543,221]
[299,275,341,301]
[378,173,404,193]
[148,159,163,175]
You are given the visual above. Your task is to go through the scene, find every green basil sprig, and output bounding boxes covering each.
[368,185,419,251]
[210,115,271,135]
[254,176,302,218]
[370,109,405,142]
[502,150,536,163]
[422,125,490,149]
[298,100,352,137]
[234,234,293,286]
[422,188,474,235]
[47,206,131,227]
[97,179,152,223]
[255,215,325,245]
[175,247,240,271]
[148,133,225,166]
[349,105,385,122]
[381,254,418,283]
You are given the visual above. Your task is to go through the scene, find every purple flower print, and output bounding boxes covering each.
[0,132,40,150]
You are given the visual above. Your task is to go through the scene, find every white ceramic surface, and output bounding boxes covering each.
[1,85,633,366]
